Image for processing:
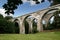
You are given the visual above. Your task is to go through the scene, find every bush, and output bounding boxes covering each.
[5,21,15,33]
[0,18,15,33]
[5,16,13,20]
[0,14,4,19]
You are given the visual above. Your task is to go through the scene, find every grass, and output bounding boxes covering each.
[0,31,60,40]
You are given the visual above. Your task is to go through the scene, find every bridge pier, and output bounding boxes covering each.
[26,18,33,33]
[29,21,33,33]
[37,19,43,32]
[19,20,25,34]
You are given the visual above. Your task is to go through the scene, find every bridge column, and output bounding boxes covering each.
[19,19,25,34]
[26,18,33,33]
[37,19,43,32]
[29,21,33,33]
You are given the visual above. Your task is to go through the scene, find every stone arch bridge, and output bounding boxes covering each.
[10,4,60,34]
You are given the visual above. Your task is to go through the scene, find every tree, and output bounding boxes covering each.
[5,16,13,20]
[53,10,60,29]
[0,15,15,33]
[32,19,37,33]
[0,14,4,19]
[2,0,47,15]
[3,0,60,15]
[47,10,60,30]
[49,0,60,5]
[0,18,15,33]
[3,0,23,15]
[52,0,60,5]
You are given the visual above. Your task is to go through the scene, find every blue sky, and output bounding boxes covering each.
[0,0,51,17]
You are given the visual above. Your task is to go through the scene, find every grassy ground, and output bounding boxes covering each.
[0,31,60,40]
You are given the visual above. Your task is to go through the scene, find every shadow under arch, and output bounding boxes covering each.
[23,15,32,34]
[14,19,20,33]
[32,18,37,33]
[41,8,59,23]
[44,15,54,30]
[48,11,60,28]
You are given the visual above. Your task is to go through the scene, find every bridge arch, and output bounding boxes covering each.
[14,19,20,33]
[47,10,60,25]
[42,9,60,30]
[22,15,32,34]
[23,14,38,33]
[10,4,60,34]
[42,8,59,19]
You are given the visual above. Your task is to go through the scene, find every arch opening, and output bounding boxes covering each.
[42,10,60,31]
[23,15,31,34]
[42,8,59,19]
[32,18,37,33]
[24,20,29,34]
[14,19,20,33]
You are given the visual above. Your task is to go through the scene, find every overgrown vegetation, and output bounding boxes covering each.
[0,14,15,33]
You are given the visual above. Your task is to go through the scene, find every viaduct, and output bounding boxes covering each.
[10,4,60,34]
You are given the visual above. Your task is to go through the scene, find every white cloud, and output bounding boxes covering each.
[0,8,13,17]
[0,8,7,17]
[22,0,49,6]
[22,0,38,6]
[22,0,28,3]
[30,0,36,6]
[38,0,42,3]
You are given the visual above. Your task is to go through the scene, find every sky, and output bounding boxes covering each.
[0,0,51,17]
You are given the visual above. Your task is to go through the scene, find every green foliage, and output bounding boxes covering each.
[0,19,7,33]
[45,10,60,30]
[5,21,15,33]
[53,0,60,5]
[5,16,13,20]
[0,14,4,19]
[2,0,60,15]
[0,15,15,33]
[0,19,7,26]
[3,0,23,15]
[0,19,15,33]
[52,11,60,29]
[45,23,54,30]
[47,0,60,5]
[32,20,37,33]
[3,0,42,15]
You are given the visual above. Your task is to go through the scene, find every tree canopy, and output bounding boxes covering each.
[5,16,13,20]
[3,0,23,15]
[0,14,4,19]
[53,0,60,5]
